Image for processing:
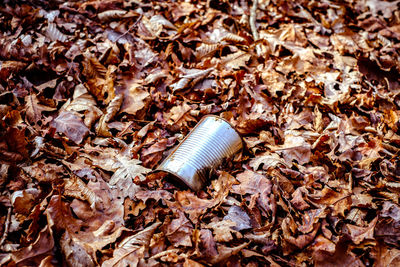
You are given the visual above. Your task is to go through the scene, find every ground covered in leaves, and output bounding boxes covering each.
[1,0,400,266]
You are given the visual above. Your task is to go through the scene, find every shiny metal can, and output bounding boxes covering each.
[157,115,243,191]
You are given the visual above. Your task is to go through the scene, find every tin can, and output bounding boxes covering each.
[157,115,243,191]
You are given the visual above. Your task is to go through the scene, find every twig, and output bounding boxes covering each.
[0,207,12,247]
[250,0,262,56]
[250,0,258,41]
[115,14,143,42]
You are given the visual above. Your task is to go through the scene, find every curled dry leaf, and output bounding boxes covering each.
[210,243,249,265]
[64,176,103,210]
[221,33,246,44]
[142,16,164,38]
[144,69,168,84]
[314,238,365,267]
[103,222,161,267]
[22,160,65,183]
[98,10,127,22]
[150,15,177,30]
[135,189,173,203]
[0,127,28,162]
[345,217,378,245]
[11,188,40,215]
[83,58,116,104]
[83,57,107,79]
[249,152,288,171]
[61,231,95,267]
[96,94,123,137]
[372,245,400,267]
[273,133,312,165]
[183,258,204,267]
[47,22,68,42]
[195,43,222,59]
[141,138,169,168]
[66,92,103,128]
[170,68,214,91]
[282,217,320,249]
[167,191,214,223]
[198,229,218,258]
[0,61,27,80]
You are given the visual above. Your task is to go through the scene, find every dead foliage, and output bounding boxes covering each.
[1,0,400,266]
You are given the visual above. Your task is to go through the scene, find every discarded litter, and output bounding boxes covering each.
[157,115,243,191]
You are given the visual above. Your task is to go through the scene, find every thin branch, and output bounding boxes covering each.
[0,207,12,247]
[115,14,143,42]
[250,0,259,41]
[250,0,262,56]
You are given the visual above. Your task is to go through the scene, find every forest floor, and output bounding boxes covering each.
[1,0,400,266]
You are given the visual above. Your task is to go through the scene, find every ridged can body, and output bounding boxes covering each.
[157,115,243,191]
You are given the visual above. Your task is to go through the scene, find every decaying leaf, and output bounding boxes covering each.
[96,94,123,137]
[64,176,103,210]
[209,243,249,265]
[120,82,150,117]
[223,205,252,231]
[25,94,56,124]
[103,222,161,267]
[61,231,95,267]
[108,156,150,199]
[207,219,238,242]
[2,0,400,266]
[232,170,275,216]
[4,226,55,266]
[47,22,68,42]
[51,110,90,144]
[170,68,214,91]
[221,50,251,70]
[164,211,193,247]
[195,43,222,59]
[98,10,127,22]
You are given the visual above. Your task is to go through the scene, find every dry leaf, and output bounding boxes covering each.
[25,94,56,124]
[108,156,150,199]
[47,22,68,42]
[103,222,161,267]
[64,176,103,210]
[96,94,123,137]
[120,82,150,117]
[51,111,89,144]
[221,51,251,70]
[98,10,127,22]
[3,1,400,266]
[170,68,214,91]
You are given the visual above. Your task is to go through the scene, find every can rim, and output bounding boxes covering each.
[151,169,203,191]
